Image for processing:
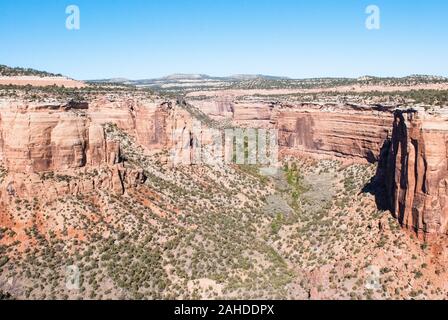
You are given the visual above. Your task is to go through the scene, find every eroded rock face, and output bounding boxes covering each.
[382,109,448,237]
[0,164,145,202]
[190,98,235,121]
[273,103,448,238]
[0,97,177,207]
[0,102,90,173]
[0,98,172,173]
[192,100,395,162]
[276,104,394,162]
[189,99,275,128]
[2,95,448,240]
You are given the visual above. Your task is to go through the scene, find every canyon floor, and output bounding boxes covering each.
[1,71,448,300]
[1,148,447,300]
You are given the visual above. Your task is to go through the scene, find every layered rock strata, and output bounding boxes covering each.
[380,108,448,237]
[275,104,394,162]
[194,98,448,238]
[1,96,448,239]
[0,98,172,174]
[0,98,176,204]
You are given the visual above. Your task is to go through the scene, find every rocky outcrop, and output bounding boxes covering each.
[0,97,176,206]
[0,164,146,202]
[274,103,448,238]
[0,98,173,174]
[2,94,448,240]
[276,103,394,162]
[380,109,448,238]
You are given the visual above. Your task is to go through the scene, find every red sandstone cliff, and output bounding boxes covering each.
[194,98,448,238]
[0,98,173,174]
[273,103,448,238]
[2,95,448,239]
[275,103,394,162]
[0,97,178,207]
[381,109,448,237]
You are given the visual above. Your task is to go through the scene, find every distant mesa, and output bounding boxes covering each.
[229,74,289,80]
[0,64,86,88]
[90,73,289,84]
[162,74,210,80]
[357,74,448,82]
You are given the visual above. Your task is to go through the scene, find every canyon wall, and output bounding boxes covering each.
[0,98,173,174]
[273,103,448,238]
[0,97,215,199]
[381,109,448,237]
[275,104,394,162]
[0,97,178,205]
[2,95,448,239]
[196,99,448,238]
[193,99,395,162]
[275,104,448,238]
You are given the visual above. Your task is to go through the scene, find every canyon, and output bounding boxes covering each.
[0,80,448,299]
[190,97,448,239]
[1,95,447,239]
[0,0,446,302]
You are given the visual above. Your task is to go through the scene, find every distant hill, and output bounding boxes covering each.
[0,65,62,77]
[88,73,448,94]
[229,74,289,81]
[0,64,85,88]
[358,75,448,82]
[87,73,293,93]
[161,74,211,80]
[90,73,289,83]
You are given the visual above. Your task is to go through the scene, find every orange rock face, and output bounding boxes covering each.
[273,103,448,237]
[274,103,448,238]
[1,94,448,240]
[0,98,172,174]
[275,104,394,162]
[0,97,177,214]
[381,109,448,237]
[0,101,91,173]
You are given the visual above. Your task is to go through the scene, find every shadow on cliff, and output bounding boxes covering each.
[361,140,392,212]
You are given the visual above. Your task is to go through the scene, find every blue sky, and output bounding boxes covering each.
[0,0,447,79]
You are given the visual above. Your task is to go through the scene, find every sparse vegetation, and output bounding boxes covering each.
[0,77,446,301]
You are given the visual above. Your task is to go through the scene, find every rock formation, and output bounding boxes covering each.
[276,104,448,238]
[0,98,174,174]
[1,94,448,239]
[0,97,177,207]
[193,98,448,238]
[380,109,448,238]
[275,103,394,162]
